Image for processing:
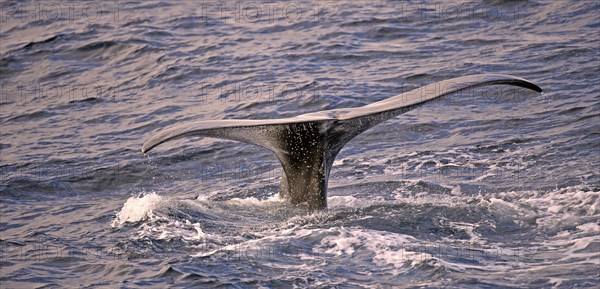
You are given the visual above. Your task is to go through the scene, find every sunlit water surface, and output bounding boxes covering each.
[1,0,599,288]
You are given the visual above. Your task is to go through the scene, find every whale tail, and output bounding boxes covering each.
[141,74,542,210]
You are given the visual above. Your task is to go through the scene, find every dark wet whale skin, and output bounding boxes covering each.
[142,74,542,209]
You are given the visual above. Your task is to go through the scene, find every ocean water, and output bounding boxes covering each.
[0,0,598,288]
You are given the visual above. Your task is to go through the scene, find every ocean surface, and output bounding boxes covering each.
[1,0,599,288]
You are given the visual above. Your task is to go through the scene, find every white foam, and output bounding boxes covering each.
[191,232,287,259]
[328,195,385,208]
[392,184,461,207]
[488,197,521,215]
[319,227,440,272]
[547,205,562,214]
[114,184,598,280]
[154,219,206,241]
[112,193,210,242]
[576,222,599,233]
[113,192,164,226]
[225,193,284,206]
[451,185,462,196]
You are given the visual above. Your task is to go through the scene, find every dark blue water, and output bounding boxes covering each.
[1,0,598,288]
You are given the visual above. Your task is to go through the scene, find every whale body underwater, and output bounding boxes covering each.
[141,74,542,210]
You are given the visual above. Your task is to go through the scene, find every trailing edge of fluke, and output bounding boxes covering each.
[141,74,542,210]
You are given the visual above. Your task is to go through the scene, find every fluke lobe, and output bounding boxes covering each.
[141,74,542,210]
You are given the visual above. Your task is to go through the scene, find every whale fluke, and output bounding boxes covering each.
[141,74,542,210]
